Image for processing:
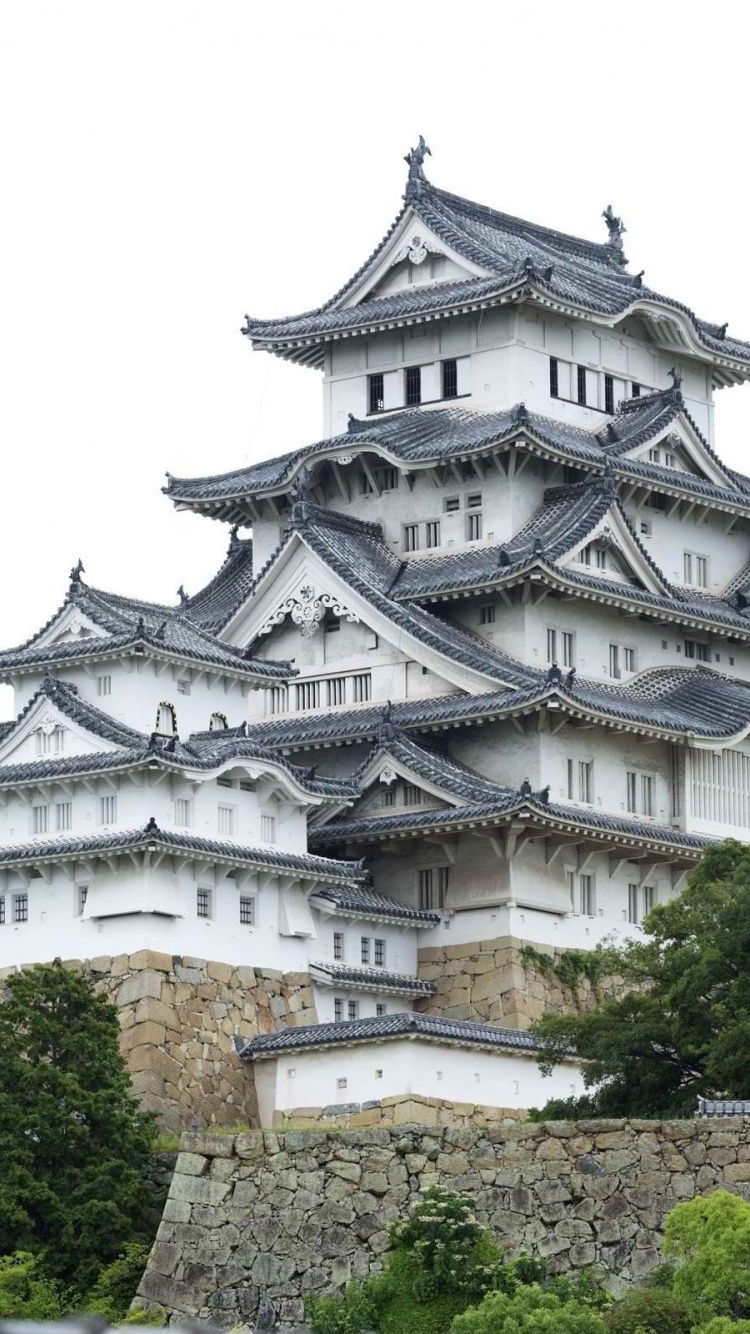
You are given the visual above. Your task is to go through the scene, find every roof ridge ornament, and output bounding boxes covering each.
[69,559,85,589]
[177,584,189,607]
[668,366,684,405]
[403,135,431,203]
[602,204,627,265]
[716,323,728,340]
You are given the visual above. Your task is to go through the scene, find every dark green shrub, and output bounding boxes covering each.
[449,1283,607,1333]
[0,1252,65,1320]
[603,1286,690,1334]
[82,1242,152,1321]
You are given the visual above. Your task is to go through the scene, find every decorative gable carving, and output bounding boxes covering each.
[391,233,443,267]
[258,585,360,639]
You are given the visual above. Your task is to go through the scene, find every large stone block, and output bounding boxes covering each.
[116,969,164,1007]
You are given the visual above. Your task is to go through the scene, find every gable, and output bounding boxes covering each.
[31,603,108,650]
[338,211,491,310]
[557,509,669,595]
[0,696,121,769]
[627,421,734,490]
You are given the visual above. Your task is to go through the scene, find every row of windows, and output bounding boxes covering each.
[0,893,28,924]
[333,931,387,965]
[27,797,276,840]
[418,866,449,911]
[368,357,465,415]
[543,628,713,677]
[333,998,388,1021]
[196,887,256,923]
[267,673,372,715]
[380,781,425,810]
[565,761,658,816]
[566,871,657,921]
[3,883,257,926]
[549,356,647,413]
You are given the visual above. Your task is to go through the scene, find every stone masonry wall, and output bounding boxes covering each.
[417,936,614,1028]
[137,1117,750,1329]
[0,952,317,1132]
[271,1093,525,1131]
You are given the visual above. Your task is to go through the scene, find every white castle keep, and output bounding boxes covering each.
[2,141,750,1121]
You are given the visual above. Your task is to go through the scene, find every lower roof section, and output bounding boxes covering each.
[309,962,435,996]
[238,1009,551,1060]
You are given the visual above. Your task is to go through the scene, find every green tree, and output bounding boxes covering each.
[449,1284,606,1333]
[663,1189,750,1325]
[0,960,159,1293]
[530,841,750,1116]
[0,1252,65,1320]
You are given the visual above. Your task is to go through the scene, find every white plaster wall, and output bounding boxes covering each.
[313,987,413,1024]
[268,1038,584,1116]
[312,914,419,975]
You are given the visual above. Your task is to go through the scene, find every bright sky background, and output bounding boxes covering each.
[1,1,749,721]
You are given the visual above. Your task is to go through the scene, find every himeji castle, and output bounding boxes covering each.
[3,141,750,1126]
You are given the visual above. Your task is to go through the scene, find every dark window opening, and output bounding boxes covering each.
[549,357,559,398]
[368,373,384,415]
[604,374,614,415]
[405,365,421,406]
[442,359,458,399]
[577,365,587,406]
[632,382,641,398]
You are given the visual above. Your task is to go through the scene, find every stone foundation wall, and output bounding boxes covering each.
[417,936,613,1028]
[137,1117,750,1328]
[271,1093,525,1130]
[1,953,317,1131]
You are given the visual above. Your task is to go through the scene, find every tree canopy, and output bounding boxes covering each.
[0,960,159,1292]
[530,841,750,1117]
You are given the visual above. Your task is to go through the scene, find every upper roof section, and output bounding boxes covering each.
[239,140,750,383]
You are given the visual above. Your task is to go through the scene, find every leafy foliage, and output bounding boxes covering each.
[602,1284,690,1334]
[664,1189,750,1324]
[449,1283,607,1333]
[529,842,750,1116]
[0,1252,65,1320]
[306,1281,380,1334]
[0,960,160,1292]
[82,1242,153,1321]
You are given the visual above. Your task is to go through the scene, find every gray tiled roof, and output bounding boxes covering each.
[0,678,358,799]
[309,962,435,994]
[350,726,510,804]
[240,179,750,371]
[165,397,750,521]
[696,1097,750,1118]
[0,818,366,880]
[0,575,291,681]
[182,533,256,632]
[239,1009,549,1058]
[309,883,440,924]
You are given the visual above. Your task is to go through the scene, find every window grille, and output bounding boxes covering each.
[347,1000,359,1021]
[480,604,496,626]
[351,673,371,703]
[418,867,448,911]
[561,631,574,668]
[99,795,117,825]
[377,467,399,492]
[267,687,288,715]
[376,1002,386,1016]
[174,798,191,827]
[643,885,656,914]
[333,932,344,960]
[240,896,256,926]
[78,884,88,916]
[97,675,112,697]
[405,366,421,406]
[334,998,343,1021]
[631,382,641,397]
[425,520,440,548]
[444,496,459,513]
[361,937,370,964]
[466,512,482,541]
[218,805,234,836]
[295,680,321,711]
[327,677,346,707]
[628,883,639,924]
[568,761,593,804]
[196,888,211,918]
[0,897,5,925]
[13,894,28,924]
[368,373,385,414]
[442,358,458,399]
[549,357,559,398]
[374,938,385,966]
[32,804,48,835]
[56,801,72,831]
[577,365,587,406]
[403,783,422,807]
[579,874,595,916]
[403,523,420,552]
[261,814,276,843]
[604,374,614,414]
[382,789,396,808]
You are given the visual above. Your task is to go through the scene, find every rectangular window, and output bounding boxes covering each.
[376,1002,386,1017]
[549,356,559,398]
[0,897,5,926]
[403,523,420,552]
[442,358,458,399]
[347,1000,359,1021]
[56,801,72,832]
[604,374,614,414]
[418,866,448,911]
[327,677,347,707]
[32,804,49,835]
[240,896,256,926]
[579,874,595,917]
[444,496,460,513]
[368,373,385,415]
[403,783,422,807]
[577,365,587,406]
[267,686,288,715]
[261,814,276,843]
[13,893,28,924]
[217,775,234,788]
[631,382,641,398]
[684,552,708,587]
[333,932,344,961]
[578,761,593,804]
[425,520,440,549]
[174,798,190,827]
[609,644,621,679]
[374,938,385,967]
[196,888,211,918]
[218,805,234,836]
[405,365,421,406]
[628,883,639,925]
[641,774,654,818]
[334,998,343,1022]
[546,628,557,663]
[596,548,607,570]
[643,884,656,915]
[649,447,660,463]
[561,631,575,669]
[77,884,88,916]
[626,771,637,814]
[35,731,51,755]
[623,646,636,673]
[466,511,482,542]
[627,770,655,816]
[664,451,676,468]
[295,680,321,711]
[96,675,112,697]
[479,604,496,626]
[351,673,371,704]
[381,789,396,808]
[359,470,374,496]
[53,728,65,754]
[361,936,370,965]
[467,492,482,508]
[578,543,592,566]
[99,795,117,825]
[377,467,399,492]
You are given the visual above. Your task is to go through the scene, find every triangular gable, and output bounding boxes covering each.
[221,528,524,694]
[0,692,124,769]
[623,416,737,491]
[26,601,109,651]
[337,209,491,311]
[557,505,670,596]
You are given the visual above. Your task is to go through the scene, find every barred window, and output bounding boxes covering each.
[334,998,344,1021]
[77,884,88,916]
[56,801,72,831]
[604,374,614,414]
[628,883,639,924]
[549,357,559,398]
[240,896,256,926]
[368,373,385,415]
[351,673,371,704]
[418,867,448,911]
[347,1000,359,1021]
[0,897,5,925]
[218,805,234,836]
[403,523,420,552]
[174,798,191,827]
[374,938,385,967]
[13,894,28,924]
[32,804,48,835]
[376,1002,386,1017]
[405,366,421,406]
[333,932,344,961]
[327,677,346,706]
[442,358,458,399]
[261,815,276,843]
[99,795,117,825]
[403,783,422,807]
[577,365,587,406]
[196,888,211,918]
[480,604,496,626]
[97,675,112,697]
[425,520,440,548]
[361,936,370,964]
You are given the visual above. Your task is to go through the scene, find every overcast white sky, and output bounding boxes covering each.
[1,1,749,720]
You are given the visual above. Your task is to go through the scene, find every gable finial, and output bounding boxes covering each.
[668,366,684,403]
[69,558,85,588]
[716,322,728,340]
[176,584,189,607]
[291,465,311,506]
[602,204,627,263]
[404,135,431,203]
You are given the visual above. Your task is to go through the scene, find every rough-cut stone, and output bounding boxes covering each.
[138,1119,750,1329]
